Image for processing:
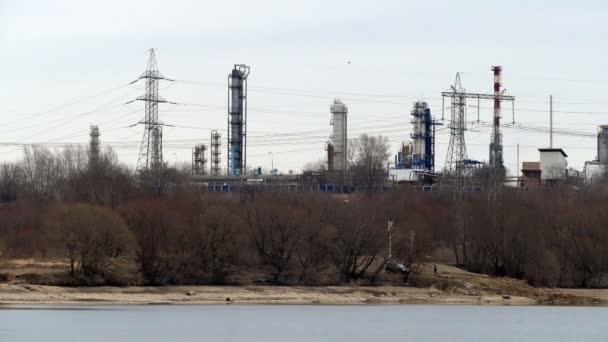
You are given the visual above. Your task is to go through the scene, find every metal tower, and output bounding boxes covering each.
[192,144,207,175]
[441,71,515,174]
[132,49,173,174]
[210,130,222,176]
[227,64,250,176]
[443,73,468,174]
[89,125,100,168]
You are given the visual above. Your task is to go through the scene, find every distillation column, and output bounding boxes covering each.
[227,64,250,176]
[411,101,433,170]
[329,99,348,173]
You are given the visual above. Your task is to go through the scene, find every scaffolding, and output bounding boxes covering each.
[210,130,222,176]
[192,144,207,175]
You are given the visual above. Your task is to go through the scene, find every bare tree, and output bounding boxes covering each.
[0,164,22,202]
[325,198,388,283]
[348,134,390,189]
[302,158,327,172]
[45,204,132,276]
[198,205,239,283]
[246,198,303,283]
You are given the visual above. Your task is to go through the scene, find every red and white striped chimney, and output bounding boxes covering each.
[492,65,502,128]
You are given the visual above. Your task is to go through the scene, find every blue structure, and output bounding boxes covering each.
[228,65,250,176]
[410,101,435,171]
[395,144,412,169]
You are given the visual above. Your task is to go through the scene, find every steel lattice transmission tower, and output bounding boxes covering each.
[131,49,173,174]
[441,71,515,175]
[443,73,468,174]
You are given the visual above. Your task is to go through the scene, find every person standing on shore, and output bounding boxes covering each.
[433,264,438,277]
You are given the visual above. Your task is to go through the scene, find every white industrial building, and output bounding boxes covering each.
[538,148,568,181]
[583,161,605,182]
[388,169,420,182]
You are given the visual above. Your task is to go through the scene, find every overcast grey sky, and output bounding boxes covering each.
[1,0,607,173]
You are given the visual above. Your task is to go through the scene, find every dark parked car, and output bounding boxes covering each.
[385,262,408,274]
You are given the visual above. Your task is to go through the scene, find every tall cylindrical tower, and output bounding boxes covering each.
[330,99,348,173]
[227,64,250,176]
[411,101,433,170]
[489,65,503,169]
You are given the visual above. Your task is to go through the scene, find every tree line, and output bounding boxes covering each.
[0,139,607,288]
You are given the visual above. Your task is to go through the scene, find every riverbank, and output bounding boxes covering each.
[1,259,607,306]
[1,284,607,306]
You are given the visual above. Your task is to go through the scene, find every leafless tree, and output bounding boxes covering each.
[348,134,390,189]
[246,198,303,283]
[325,198,388,283]
[45,204,132,276]
[198,205,239,283]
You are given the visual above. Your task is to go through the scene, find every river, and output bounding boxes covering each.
[1,304,606,341]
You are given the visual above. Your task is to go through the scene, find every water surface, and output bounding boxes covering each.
[1,304,606,341]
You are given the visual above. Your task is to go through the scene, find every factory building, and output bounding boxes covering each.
[520,162,541,188]
[519,149,568,188]
[539,148,568,182]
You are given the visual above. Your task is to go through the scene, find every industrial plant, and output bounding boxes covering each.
[115,50,607,193]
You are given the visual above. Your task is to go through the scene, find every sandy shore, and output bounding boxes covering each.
[0,284,606,306]
[1,259,607,306]
[0,284,529,305]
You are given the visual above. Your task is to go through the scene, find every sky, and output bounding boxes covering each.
[0,0,607,174]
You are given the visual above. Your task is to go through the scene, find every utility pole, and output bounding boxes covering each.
[550,95,553,148]
[516,143,520,178]
[269,151,274,175]
[387,220,394,260]
[409,230,416,263]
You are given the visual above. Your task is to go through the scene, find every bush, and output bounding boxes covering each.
[44,203,132,277]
